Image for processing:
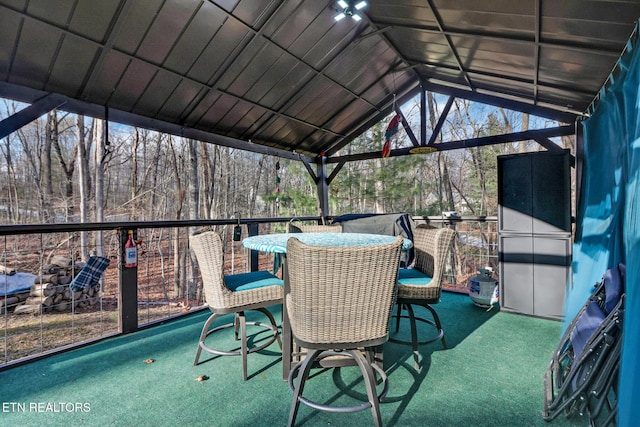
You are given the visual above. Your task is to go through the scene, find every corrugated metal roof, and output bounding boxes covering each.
[1,0,638,158]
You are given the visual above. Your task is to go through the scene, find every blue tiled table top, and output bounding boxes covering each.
[242,232,413,254]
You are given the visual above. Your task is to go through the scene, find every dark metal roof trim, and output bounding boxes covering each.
[327,125,575,163]
[0,81,308,162]
[1,0,637,158]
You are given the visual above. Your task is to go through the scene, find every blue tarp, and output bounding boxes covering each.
[0,272,36,296]
[574,25,639,426]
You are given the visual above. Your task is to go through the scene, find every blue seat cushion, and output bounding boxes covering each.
[570,300,606,359]
[224,270,284,291]
[398,268,432,286]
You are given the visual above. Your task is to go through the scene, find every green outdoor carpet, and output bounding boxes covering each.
[0,292,588,426]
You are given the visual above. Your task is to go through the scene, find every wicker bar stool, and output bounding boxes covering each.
[298,224,342,232]
[285,236,403,427]
[390,225,456,370]
[189,231,283,381]
[287,218,342,233]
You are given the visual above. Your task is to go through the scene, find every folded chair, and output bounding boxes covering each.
[543,263,626,426]
[69,256,111,292]
[285,236,403,427]
[390,225,456,369]
[189,231,284,381]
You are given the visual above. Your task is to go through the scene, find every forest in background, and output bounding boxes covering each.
[0,92,575,227]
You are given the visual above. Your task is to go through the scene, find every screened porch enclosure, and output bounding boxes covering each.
[1,1,640,425]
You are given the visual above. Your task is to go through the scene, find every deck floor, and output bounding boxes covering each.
[0,292,587,426]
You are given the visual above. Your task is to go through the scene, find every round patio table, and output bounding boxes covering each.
[242,232,413,253]
[242,232,412,380]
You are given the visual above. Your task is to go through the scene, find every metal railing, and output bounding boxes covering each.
[434,216,499,293]
[0,215,497,369]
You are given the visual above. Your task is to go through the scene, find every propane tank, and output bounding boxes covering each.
[469,267,499,309]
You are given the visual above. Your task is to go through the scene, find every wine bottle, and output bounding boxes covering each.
[125,230,137,268]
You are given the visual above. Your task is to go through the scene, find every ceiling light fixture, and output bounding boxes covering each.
[334,1,367,22]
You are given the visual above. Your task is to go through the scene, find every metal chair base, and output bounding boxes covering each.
[287,348,389,427]
[193,307,281,380]
[389,302,446,370]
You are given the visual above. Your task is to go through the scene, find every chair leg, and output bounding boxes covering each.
[234,312,241,341]
[424,303,447,349]
[238,311,248,381]
[288,349,322,427]
[256,307,282,349]
[406,304,420,370]
[350,349,383,427]
[390,302,446,370]
[394,304,402,333]
[194,308,280,380]
[194,312,219,365]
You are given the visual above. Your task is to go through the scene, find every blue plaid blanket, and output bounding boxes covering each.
[69,256,111,292]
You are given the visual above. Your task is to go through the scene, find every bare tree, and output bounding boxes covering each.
[77,115,89,258]
[167,137,186,296]
[248,154,264,218]
[50,111,78,220]
[0,102,23,222]
[130,128,140,218]
[15,113,49,222]
[430,93,455,213]
[94,119,107,255]
[187,139,199,300]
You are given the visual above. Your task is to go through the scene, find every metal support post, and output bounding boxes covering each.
[119,228,138,333]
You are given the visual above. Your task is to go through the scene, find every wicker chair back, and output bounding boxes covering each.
[285,235,402,346]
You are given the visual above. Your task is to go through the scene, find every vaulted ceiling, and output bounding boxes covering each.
[1,0,639,161]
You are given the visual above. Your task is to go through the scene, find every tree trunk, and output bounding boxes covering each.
[50,111,78,220]
[131,128,139,219]
[374,157,385,213]
[187,139,199,300]
[77,115,89,258]
[249,154,264,217]
[168,137,185,296]
[519,113,529,152]
[428,92,455,212]
[43,112,54,197]
[94,119,106,256]
[16,114,47,222]
[1,131,17,222]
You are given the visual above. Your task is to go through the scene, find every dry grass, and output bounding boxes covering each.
[1,307,119,363]
[1,230,209,365]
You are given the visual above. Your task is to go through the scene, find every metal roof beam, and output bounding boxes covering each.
[0,81,306,162]
[108,108,309,161]
[327,160,345,185]
[0,93,67,139]
[425,0,474,90]
[427,95,454,146]
[322,80,421,157]
[369,21,623,56]
[396,106,419,147]
[534,137,565,154]
[420,80,578,123]
[404,59,595,101]
[326,125,575,163]
[533,0,541,104]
